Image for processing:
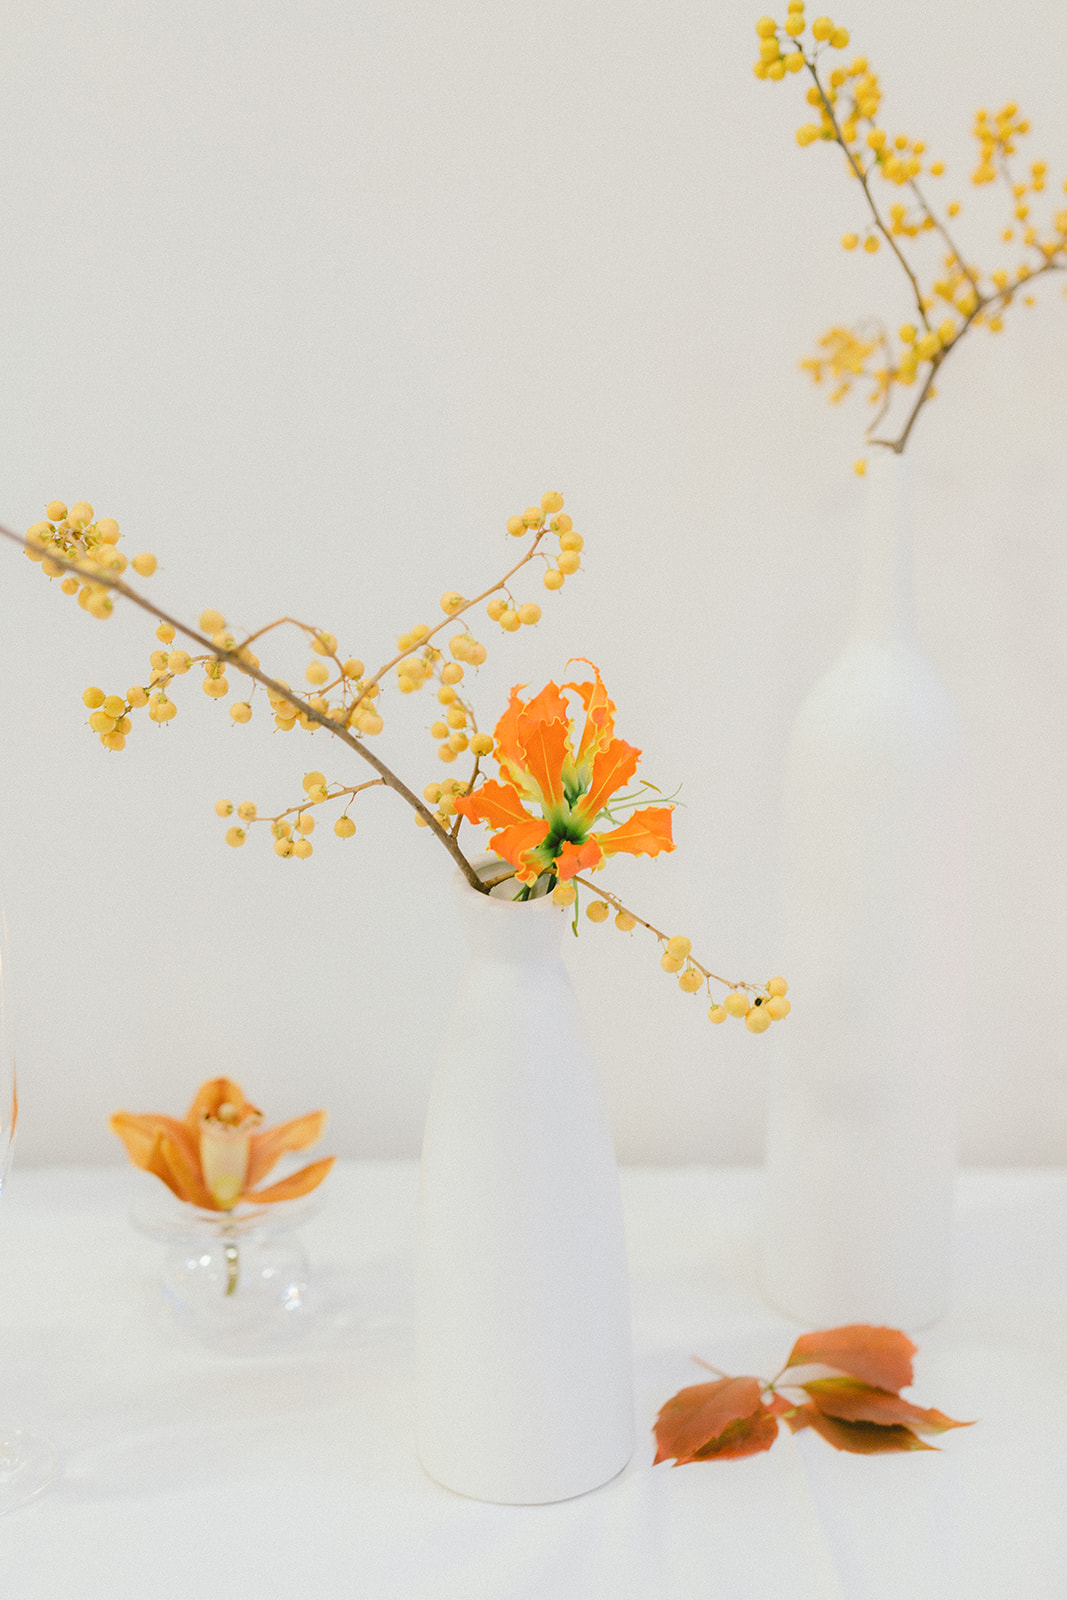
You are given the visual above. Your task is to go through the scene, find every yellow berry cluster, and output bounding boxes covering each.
[505,491,583,593]
[760,13,1067,452]
[216,769,361,857]
[753,7,848,83]
[421,777,472,830]
[23,500,157,621]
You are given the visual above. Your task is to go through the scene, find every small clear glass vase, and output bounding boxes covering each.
[131,1189,319,1355]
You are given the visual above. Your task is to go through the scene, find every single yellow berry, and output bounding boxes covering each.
[947,200,960,217]
[235,801,256,822]
[864,235,879,253]
[667,935,692,960]
[89,711,117,735]
[423,782,443,803]
[271,821,292,840]
[551,512,573,533]
[468,642,487,666]
[335,816,356,838]
[829,26,848,46]
[587,900,610,923]
[785,46,804,69]
[746,1006,772,1033]
[215,799,234,817]
[522,505,544,529]
[544,569,565,591]
[438,743,458,763]
[930,160,944,176]
[557,551,581,575]
[615,911,636,931]
[811,15,832,41]
[470,733,494,757]
[302,771,327,795]
[431,719,449,739]
[755,17,777,38]
[61,576,79,595]
[199,609,225,633]
[448,732,469,753]
[100,731,126,752]
[45,501,67,522]
[842,232,858,250]
[95,518,120,543]
[293,838,313,859]
[708,1005,728,1025]
[499,609,521,632]
[553,882,577,906]
[295,811,315,834]
[127,685,149,707]
[306,661,329,685]
[82,686,106,709]
[724,989,751,1018]
[767,996,792,1020]
[230,701,252,723]
[506,514,525,537]
[225,827,246,847]
[168,650,191,673]
[88,591,114,619]
[785,13,804,34]
[100,695,124,720]
[518,603,542,625]
[678,969,703,994]
[155,623,175,643]
[540,490,564,516]
[486,597,506,621]
[67,501,94,530]
[274,837,294,858]
[768,59,786,79]
[203,677,229,698]
[660,952,684,973]
[449,634,472,661]
[759,36,780,61]
[559,531,583,552]
[342,658,365,679]
[854,458,867,476]
[132,553,157,577]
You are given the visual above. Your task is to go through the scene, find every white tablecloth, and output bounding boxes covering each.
[0,1163,1064,1599]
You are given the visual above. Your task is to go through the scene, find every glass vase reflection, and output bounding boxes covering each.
[132,1188,320,1354]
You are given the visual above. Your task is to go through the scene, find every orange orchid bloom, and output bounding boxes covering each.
[453,661,675,887]
[110,1077,335,1212]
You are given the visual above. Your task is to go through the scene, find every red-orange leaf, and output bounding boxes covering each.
[797,1406,937,1454]
[784,1324,917,1393]
[803,1378,974,1434]
[693,1405,779,1461]
[653,1376,766,1466]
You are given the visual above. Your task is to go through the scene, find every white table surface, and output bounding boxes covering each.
[0,1162,1064,1600]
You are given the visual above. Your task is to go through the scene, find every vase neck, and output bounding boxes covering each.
[453,868,568,963]
[850,451,916,645]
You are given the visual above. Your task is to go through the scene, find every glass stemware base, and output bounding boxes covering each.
[0,1428,60,1516]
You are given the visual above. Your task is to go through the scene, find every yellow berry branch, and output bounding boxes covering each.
[565,873,790,1032]
[755,10,1067,457]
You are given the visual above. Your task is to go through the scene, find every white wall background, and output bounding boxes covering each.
[0,0,1064,1167]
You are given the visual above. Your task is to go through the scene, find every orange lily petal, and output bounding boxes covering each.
[111,1111,195,1170]
[489,817,551,881]
[453,779,533,832]
[516,697,570,815]
[246,1155,336,1204]
[493,685,541,799]
[183,1078,261,1135]
[246,1111,328,1191]
[573,738,641,825]
[563,660,616,768]
[591,805,675,862]
[555,838,605,879]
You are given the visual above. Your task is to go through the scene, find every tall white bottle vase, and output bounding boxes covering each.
[763,452,968,1330]
[415,863,634,1504]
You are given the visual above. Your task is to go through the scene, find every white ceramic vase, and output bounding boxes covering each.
[415,862,634,1504]
[763,451,968,1329]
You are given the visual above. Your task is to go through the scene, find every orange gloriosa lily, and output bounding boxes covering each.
[110,1077,335,1211]
[453,661,675,887]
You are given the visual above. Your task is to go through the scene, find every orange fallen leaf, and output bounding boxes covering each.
[654,1377,772,1466]
[783,1324,918,1392]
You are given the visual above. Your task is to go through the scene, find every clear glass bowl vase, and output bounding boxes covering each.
[131,1189,320,1355]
